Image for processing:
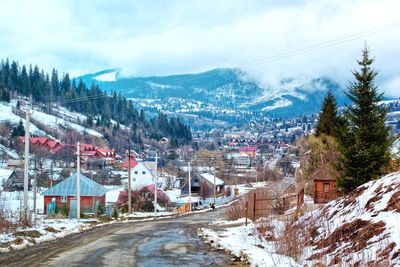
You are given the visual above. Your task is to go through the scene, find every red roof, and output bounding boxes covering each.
[80,144,96,151]
[122,157,138,170]
[145,184,170,202]
[239,146,257,153]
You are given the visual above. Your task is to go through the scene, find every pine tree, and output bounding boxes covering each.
[315,91,340,137]
[337,46,391,192]
[11,120,25,138]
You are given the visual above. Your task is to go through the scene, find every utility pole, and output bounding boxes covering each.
[33,156,37,215]
[188,160,191,212]
[127,140,132,213]
[23,106,31,221]
[255,162,258,184]
[154,153,158,216]
[77,142,81,219]
[213,167,216,206]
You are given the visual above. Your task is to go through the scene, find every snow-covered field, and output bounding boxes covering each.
[0,191,44,214]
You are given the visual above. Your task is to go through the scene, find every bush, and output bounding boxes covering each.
[112,208,119,219]
[96,205,105,216]
[60,204,70,217]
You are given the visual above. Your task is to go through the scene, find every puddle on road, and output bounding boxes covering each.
[163,243,188,253]
[136,226,234,266]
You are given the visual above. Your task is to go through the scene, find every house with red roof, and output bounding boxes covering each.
[238,146,257,158]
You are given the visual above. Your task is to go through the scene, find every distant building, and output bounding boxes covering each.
[238,146,257,158]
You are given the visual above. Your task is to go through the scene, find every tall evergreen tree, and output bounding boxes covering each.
[337,46,391,192]
[315,91,340,137]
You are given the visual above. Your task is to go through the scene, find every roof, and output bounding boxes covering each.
[0,168,14,180]
[122,157,138,169]
[199,173,224,186]
[312,163,339,181]
[43,173,108,196]
[239,146,257,153]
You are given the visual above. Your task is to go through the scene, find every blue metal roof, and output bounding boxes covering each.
[43,173,109,197]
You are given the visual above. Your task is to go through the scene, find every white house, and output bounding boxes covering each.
[130,162,156,190]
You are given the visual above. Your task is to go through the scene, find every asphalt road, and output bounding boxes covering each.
[0,208,242,267]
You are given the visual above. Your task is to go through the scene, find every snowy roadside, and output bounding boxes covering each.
[0,197,239,254]
[198,218,299,267]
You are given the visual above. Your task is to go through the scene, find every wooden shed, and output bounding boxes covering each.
[312,163,339,203]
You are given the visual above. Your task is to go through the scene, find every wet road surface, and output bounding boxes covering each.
[0,209,241,267]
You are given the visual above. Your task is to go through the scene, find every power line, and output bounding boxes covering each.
[109,21,400,88]
[61,21,400,105]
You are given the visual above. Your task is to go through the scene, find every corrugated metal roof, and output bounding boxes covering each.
[43,173,108,197]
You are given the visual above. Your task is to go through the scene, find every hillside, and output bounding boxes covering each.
[200,172,400,266]
[0,59,192,150]
[296,171,400,265]
[79,69,349,124]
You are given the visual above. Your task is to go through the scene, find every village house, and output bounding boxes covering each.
[43,173,108,215]
[129,162,156,191]
[2,169,32,191]
[181,172,225,197]
[239,146,257,158]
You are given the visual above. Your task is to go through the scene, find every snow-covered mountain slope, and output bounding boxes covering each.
[298,172,400,265]
[0,101,103,138]
[31,107,102,137]
[0,102,45,135]
[78,68,348,119]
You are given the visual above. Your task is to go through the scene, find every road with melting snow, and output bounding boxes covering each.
[0,208,243,267]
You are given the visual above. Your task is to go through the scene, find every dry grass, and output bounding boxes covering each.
[225,200,247,221]
[14,230,42,238]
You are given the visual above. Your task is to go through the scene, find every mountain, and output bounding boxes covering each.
[78,68,348,126]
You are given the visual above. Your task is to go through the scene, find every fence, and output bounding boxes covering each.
[244,188,304,224]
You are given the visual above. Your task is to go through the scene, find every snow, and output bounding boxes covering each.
[0,168,14,186]
[261,98,292,111]
[0,216,92,252]
[31,108,103,137]
[199,173,224,185]
[0,143,19,159]
[296,171,400,265]
[0,191,44,213]
[0,102,45,135]
[94,71,117,82]
[199,219,299,267]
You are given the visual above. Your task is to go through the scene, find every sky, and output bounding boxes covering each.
[0,0,399,97]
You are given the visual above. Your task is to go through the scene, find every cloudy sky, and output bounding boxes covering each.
[0,0,399,97]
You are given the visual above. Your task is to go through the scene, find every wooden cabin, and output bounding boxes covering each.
[314,178,338,203]
[312,163,339,203]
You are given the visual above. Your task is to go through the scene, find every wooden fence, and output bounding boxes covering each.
[244,188,304,224]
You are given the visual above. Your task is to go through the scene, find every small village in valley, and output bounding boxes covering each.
[1,1,400,267]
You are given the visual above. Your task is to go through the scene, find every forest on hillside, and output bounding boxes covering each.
[0,59,192,147]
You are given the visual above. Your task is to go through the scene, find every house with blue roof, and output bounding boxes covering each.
[43,173,108,214]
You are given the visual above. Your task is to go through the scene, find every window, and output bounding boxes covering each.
[323,183,330,193]
[142,171,146,175]
[134,171,138,174]
[132,178,136,182]
[61,196,67,203]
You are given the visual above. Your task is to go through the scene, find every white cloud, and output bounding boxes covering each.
[0,0,399,97]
